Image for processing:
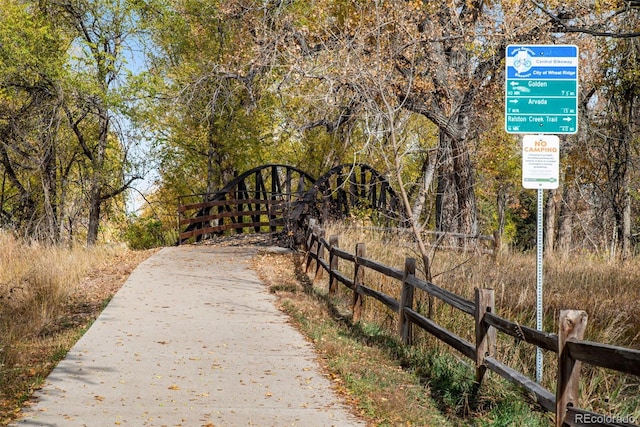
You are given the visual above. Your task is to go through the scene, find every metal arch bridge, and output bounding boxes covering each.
[177,163,406,245]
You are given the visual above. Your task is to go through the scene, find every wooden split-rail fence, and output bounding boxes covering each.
[303,219,640,427]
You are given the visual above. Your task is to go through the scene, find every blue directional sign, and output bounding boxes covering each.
[505,45,579,134]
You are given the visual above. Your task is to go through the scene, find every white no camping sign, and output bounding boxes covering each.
[522,135,559,189]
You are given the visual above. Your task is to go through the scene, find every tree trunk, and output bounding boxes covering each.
[85,110,109,246]
[435,132,455,232]
[451,134,477,235]
[86,188,101,246]
[41,137,59,243]
[496,188,508,238]
[557,185,574,255]
[621,179,631,259]
[411,148,437,225]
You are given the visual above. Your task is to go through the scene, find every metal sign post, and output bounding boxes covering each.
[521,134,560,383]
[536,188,544,383]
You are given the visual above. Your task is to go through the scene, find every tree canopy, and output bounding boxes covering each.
[1,0,639,254]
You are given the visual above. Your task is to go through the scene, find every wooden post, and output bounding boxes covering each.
[328,235,339,296]
[236,199,244,234]
[306,218,317,251]
[352,243,365,323]
[556,310,588,427]
[398,258,416,345]
[303,219,317,272]
[304,232,314,273]
[314,227,325,282]
[475,288,496,385]
[306,224,320,274]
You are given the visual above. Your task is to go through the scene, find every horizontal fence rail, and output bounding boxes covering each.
[303,218,640,427]
[178,192,296,244]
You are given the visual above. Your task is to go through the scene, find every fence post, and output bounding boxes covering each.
[398,258,416,345]
[352,243,366,323]
[314,227,325,282]
[475,288,496,385]
[329,235,339,296]
[306,224,320,274]
[304,219,317,273]
[306,218,317,250]
[556,310,588,427]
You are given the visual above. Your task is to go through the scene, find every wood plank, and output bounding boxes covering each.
[333,247,356,262]
[177,199,220,212]
[316,258,329,274]
[406,275,475,315]
[484,356,556,413]
[318,236,331,251]
[357,256,405,280]
[180,198,277,212]
[484,312,558,352]
[566,339,640,377]
[404,308,475,360]
[179,227,215,240]
[358,285,400,313]
[179,209,270,226]
[179,221,274,241]
[332,270,354,289]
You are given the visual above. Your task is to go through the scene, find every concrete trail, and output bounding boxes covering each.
[13,246,366,427]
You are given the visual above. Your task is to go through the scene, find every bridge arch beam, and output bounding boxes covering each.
[179,163,406,244]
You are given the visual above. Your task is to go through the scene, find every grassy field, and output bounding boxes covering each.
[296,223,640,424]
[0,231,153,424]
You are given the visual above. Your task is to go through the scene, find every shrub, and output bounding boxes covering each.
[123,216,170,249]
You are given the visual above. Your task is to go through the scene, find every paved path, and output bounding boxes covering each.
[13,246,366,427]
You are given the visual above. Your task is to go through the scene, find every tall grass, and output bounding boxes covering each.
[320,223,640,421]
[0,231,125,398]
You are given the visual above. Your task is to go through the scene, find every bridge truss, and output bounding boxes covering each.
[178,163,406,245]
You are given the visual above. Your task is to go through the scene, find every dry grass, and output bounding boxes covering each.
[252,250,455,426]
[319,223,640,420]
[2,234,105,341]
[0,230,154,424]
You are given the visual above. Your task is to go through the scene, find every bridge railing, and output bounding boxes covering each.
[303,219,640,427]
[177,192,296,244]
